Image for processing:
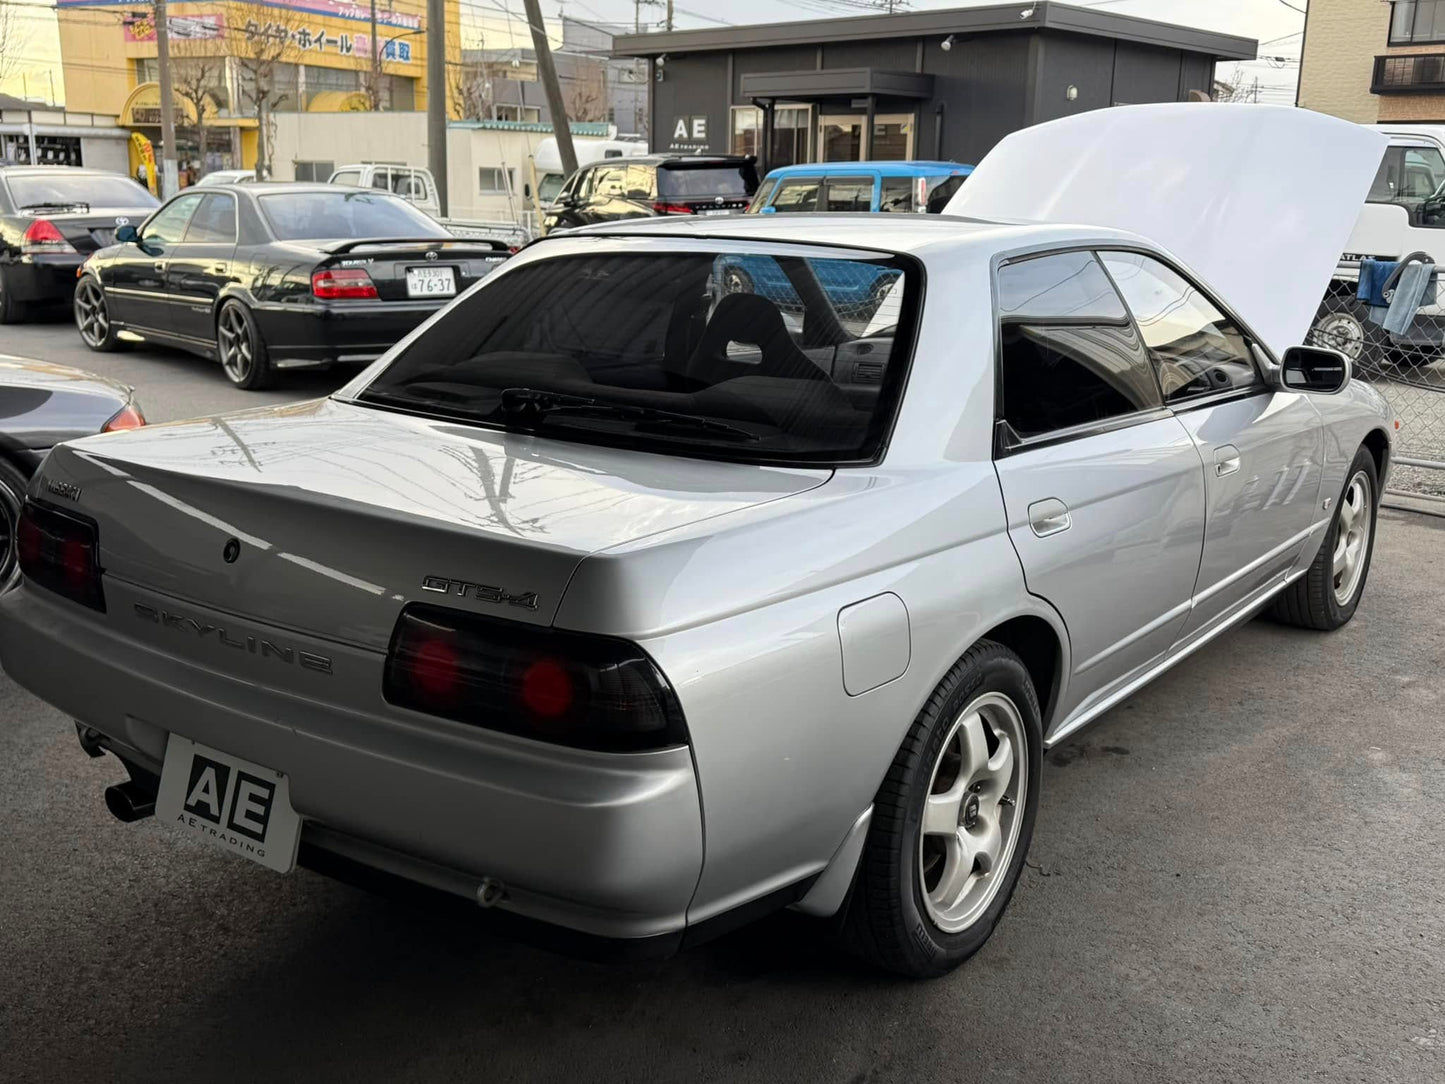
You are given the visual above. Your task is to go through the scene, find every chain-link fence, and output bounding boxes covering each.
[1309,280,1445,500]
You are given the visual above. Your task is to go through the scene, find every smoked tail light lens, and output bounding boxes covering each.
[312,268,379,300]
[383,604,688,753]
[17,500,106,612]
[102,402,146,432]
[21,219,78,256]
[651,201,696,215]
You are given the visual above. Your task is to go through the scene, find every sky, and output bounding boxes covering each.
[0,0,1305,109]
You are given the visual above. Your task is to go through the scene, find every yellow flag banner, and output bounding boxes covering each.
[130,132,156,196]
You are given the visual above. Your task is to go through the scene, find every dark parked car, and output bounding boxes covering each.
[0,354,143,586]
[543,155,758,232]
[73,183,511,389]
[0,166,158,324]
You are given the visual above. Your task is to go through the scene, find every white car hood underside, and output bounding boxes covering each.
[945,103,1389,357]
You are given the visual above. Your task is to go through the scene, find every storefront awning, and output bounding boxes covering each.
[739,68,935,101]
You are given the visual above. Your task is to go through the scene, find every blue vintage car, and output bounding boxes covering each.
[717,161,973,311]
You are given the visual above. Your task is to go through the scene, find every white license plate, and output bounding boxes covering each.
[155,736,301,873]
[697,208,733,216]
[406,265,457,297]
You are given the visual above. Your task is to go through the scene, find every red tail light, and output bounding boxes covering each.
[17,500,106,612]
[311,268,379,300]
[384,605,687,752]
[651,201,696,215]
[22,219,78,256]
[102,403,146,432]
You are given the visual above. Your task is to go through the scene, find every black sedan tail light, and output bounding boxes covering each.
[17,500,106,612]
[384,604,687,753]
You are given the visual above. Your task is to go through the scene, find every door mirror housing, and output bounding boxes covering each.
[1280,345,1351,394]
[115,224,138,244]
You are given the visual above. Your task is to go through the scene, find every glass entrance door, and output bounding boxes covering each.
[818,115,863,162]
[818,113,915,161]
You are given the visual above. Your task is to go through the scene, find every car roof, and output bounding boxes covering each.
[560,212,1150,259]
[203,182,379,195]
[581,155,751,168]
[763,161,975,179]
[0,165,128,176]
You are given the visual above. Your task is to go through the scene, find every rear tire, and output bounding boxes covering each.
[217,300,274,390]
[0,270,28,325]
[842,640,1042,978]
[0,456,29,589]
[1272,445,1378,631]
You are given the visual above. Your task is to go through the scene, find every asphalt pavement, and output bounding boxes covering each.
[1,319,1443,1083]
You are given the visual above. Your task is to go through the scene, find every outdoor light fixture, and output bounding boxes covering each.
[1066,85,1079,101]
[1020,5,1035,17]
[941,34,955,51]
[655,54,667,83]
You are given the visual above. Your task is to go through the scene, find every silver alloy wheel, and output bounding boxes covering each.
[75,279,110,348]
[1333,469,1374,606]
[0,469,22,589]
[218,305,253,384]
[918,690,1027,934]
[1313,311,1366,361]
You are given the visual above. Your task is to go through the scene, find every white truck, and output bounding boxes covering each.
[1313,123,1445,363]
[327,164,531,250]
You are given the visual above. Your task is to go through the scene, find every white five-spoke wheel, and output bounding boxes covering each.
[843,640,1043,978]
[1274,444,1379,631]
[1332,470,1373,608]
[919,692,1026,934]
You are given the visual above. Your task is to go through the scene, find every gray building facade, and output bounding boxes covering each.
[613,2,1255,170]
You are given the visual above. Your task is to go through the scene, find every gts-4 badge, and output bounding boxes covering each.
[134,603,333,674]
[421,576,539,611]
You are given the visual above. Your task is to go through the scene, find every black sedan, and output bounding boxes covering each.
[73,183,510,389]
[0,353,143,586]
[0,166,159,324]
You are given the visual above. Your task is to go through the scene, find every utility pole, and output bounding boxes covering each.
[426,0,447,215]
[522,0,576,175]
[155,0,180,195]
[370,0,381,109]
[666,0,673,31]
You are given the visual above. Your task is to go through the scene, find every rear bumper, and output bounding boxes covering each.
[2,255,84,304]
[0,581,704,942]
[250,299,446,366]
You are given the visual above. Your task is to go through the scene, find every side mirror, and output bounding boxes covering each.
[115,224,138,244]
[1280,345,1351,394]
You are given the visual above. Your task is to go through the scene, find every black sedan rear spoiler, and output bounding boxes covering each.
[324,237,510,254]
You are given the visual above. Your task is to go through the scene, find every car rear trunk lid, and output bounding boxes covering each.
[317,239,510,301]
[38,397,828,652]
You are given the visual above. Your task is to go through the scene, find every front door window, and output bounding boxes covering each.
[817,113,915,162]
[870,116,914,161]
[818,115,863,162]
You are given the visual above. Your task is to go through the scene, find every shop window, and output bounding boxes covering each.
[479,167,515,193]
[293,160,335,183]
[729,105,810,167]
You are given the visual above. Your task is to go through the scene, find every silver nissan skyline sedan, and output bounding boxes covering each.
[0,107,1398,977]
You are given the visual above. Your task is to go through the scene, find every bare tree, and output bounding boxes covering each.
[564,61,607,124]
[450,58,495,122]
[0,3,31,91]
[170,51,223,177]
[228,4,296,179]
[1212,63,1259,104]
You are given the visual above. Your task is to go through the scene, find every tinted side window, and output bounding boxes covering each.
[592,166,627,200]
[1100,252,1260,403]
[823,177,873,212]
[624,164,653,199]
[997,252,1162,441]
[183,194,237,243]
[880,176,914,213]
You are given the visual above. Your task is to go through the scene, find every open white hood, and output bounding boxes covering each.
[944,104,1388,357]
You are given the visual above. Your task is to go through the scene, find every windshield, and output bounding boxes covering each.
[1367,145,1445,227]
[7,173,157,210]
[537,173,566,203]
[657,165,756,198]
[259,190,449,240]
[354,249,917,465]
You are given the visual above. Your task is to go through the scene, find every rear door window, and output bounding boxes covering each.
[880,177,915,213]
[996,251,1162,441]
[823,176,874,212]
[182,193,237,243]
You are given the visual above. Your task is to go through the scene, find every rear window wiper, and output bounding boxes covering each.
[20,201,89,212]
[499,387,760,442]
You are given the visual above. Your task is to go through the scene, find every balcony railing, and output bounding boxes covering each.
[1373,53,1445,93]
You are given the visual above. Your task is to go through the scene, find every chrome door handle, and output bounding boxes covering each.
[1028,497,1072,537]
[1214,445,1242,477]
[153,261,166,273]
[212,263,227,273]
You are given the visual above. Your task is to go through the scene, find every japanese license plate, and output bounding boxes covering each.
[697,208,733,216]
[406,265,457,297]
[155,736,301,873]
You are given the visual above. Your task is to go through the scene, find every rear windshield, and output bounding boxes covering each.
[6,173,157,211]
[657,164,756,199]
[258,190,449,240]
[354,249,919,466]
